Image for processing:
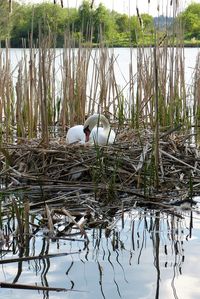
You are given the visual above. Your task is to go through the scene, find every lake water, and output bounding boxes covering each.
[1,199,200,299]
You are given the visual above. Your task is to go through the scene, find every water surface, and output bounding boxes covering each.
[1,200,200,299]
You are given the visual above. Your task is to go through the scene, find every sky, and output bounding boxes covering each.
[17,0,200,16]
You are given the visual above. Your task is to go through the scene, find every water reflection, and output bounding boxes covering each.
[1,204,200,299]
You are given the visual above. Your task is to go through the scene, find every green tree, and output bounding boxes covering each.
[180,3,200,39]
[0,0,19,41]
[76,0,94,41]
[0,0,165,47]
[129,14,154,44]
[129,16,142,43]
[10,3,72,46]
[11,4,33,46]
[141,14,154,33]
[115,13,130,33]
[93,3,116,43]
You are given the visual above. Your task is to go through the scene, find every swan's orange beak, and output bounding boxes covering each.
[83,126,90,142]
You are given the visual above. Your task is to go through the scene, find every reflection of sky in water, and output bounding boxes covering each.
[1,205,200,299]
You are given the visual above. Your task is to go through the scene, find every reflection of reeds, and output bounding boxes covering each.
[1,198,190,296]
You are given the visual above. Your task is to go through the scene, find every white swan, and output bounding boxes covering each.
[66,125,85,144]
[84,114,115,145]
[66,114,115,145]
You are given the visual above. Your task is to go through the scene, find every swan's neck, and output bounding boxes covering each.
[84,114,111,140]
[99,116,110,135]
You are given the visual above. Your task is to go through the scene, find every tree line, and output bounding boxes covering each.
[0,0,200,47]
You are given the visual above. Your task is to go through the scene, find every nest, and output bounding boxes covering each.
[0,127,199,212]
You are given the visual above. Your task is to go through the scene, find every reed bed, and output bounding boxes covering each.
[0,192,187,295]
[0,35,196,143]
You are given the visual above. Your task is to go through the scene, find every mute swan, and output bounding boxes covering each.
[84,114,115,145]
[66,114,115,145]
[66,125,85,144]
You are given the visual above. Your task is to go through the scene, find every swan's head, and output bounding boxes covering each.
[83,125,91,142]
[83,114,102,142]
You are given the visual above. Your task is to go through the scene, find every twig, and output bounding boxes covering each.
[160,149,200,174]
[0,281,85,292]
[0,251,80,264]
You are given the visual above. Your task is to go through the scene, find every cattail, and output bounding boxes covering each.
[90,0,94,9]
[136,7,143,28]
[9,0,12,13]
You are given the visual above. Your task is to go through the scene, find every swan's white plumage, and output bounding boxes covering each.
[66,125,85,144]
[66,114,115,145]
[89,126,115,145]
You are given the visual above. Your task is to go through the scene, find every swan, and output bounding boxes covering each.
[83,114,115,145]
[66,125,85,144]
[66,114,115,145]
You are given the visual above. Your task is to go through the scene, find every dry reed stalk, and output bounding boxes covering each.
[0,42,14,143]
[45,203,54,236]
[58,207,89,242]
[60,33,92,127]
[194,52,200,126]
[153,45,160,188]
[98,47,109,112]
[76,46,91,121]
[0,282,77,292]
[97,48,118,116]
[37,31,57,144]
[0,48,3,128]
[0,251,80,264]
[29,46,39,138]
[38,36,49,145]
[15,60,25,138]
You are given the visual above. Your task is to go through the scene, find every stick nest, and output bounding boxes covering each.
[0,127,199,211]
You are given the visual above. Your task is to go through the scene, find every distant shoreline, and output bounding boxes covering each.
[2,43,199,49]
